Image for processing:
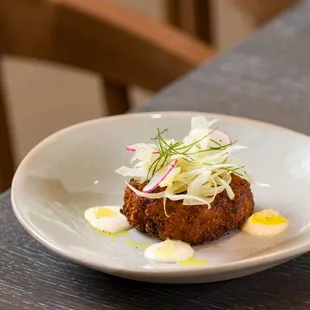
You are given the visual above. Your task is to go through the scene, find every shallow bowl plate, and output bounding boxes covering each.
[11,112,310,283]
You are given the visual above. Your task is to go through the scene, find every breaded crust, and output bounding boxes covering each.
[122,174,254,245]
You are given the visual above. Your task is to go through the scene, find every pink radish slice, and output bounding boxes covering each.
[143,159,178,193]
[209,129,231,145]
[126,143,160,154]
[126,143,143,152]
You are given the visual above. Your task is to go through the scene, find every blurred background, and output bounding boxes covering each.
[0,0,299,191]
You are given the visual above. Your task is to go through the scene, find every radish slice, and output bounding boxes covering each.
[126,143,144,152]
[126,143,159,154]
[143,159,178,193]
[209,129,231,145]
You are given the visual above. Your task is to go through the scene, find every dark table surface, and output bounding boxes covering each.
[2,1,310,309]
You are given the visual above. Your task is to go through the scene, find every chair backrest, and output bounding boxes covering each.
[0,0,215,91]
[0,0,215,191]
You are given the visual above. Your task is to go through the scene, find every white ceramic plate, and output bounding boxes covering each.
[12,112,310,283]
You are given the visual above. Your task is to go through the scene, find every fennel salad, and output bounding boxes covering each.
[116,116,250,210]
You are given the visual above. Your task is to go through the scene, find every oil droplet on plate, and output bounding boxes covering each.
[178,256,207,267]
[94,229,129,244]
[125,240,152,249]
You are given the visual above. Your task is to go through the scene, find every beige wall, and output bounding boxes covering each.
[3,58,104,164]
[212,0,252,50]
[4,0,253,166]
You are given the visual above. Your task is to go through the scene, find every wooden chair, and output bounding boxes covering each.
[0,0,215,191]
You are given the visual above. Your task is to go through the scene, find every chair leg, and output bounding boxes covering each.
[0,60,15,191]
[102,78,130,115]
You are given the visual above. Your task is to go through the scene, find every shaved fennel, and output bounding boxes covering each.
[116,116,250,206]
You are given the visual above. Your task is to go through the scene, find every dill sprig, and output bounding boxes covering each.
[146,128,240,181]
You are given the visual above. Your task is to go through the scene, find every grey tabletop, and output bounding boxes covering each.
[2,1,310,309]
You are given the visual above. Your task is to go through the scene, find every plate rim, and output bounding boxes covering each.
[11,111,310,279]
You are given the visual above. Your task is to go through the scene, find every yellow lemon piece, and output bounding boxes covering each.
[95,207,118,218]
[250,209,287,225]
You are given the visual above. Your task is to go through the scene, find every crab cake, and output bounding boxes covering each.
[122,174,254,245]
